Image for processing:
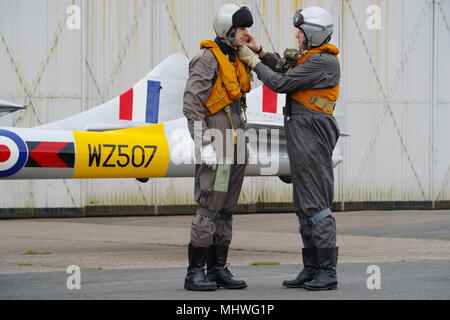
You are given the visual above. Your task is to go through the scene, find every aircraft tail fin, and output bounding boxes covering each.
[37,53,189,131]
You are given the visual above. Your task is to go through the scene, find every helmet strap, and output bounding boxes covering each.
[226,27,237,45]
[304,39,310,50]
[302,32,310,50]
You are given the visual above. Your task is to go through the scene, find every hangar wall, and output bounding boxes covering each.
[0,0,449,217]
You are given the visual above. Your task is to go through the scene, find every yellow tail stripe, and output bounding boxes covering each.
[72,124,170,178]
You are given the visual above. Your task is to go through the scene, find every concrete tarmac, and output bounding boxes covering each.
[1,210,450,299]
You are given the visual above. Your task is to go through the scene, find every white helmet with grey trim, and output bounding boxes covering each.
[214,4,253,44]
[293,6,333,49]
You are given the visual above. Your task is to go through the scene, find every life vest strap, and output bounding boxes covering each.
[310,95,336,111]
[224,106,237,145]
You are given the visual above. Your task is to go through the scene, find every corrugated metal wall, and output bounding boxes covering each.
[0,0,449,216]
[339,0,450,209]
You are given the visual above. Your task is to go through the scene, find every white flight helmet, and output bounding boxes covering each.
[293,6,333,49]
[214,4,253,44]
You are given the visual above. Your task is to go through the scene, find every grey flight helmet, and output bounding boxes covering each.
[293,6,333,49]
[214,4,253,46]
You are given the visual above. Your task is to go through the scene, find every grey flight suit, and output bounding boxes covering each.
[253,50,340,249]
[183,48,248,248]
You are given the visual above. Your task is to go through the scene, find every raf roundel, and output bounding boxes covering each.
[0,129,28,178]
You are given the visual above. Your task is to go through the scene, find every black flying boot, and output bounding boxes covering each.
[206,244,247,289]
[184,244,218,291]
[303,247,338,291]
[282,247,318,288]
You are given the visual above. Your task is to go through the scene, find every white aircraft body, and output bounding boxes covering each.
[0,54,342,181]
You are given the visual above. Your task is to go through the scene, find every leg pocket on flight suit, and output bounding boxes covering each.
[309,139,333,169]
[310,115,338,168]
[292,161,315,189]
[214,218,233,246]
[190,214,215,247]
[196,165,217,207]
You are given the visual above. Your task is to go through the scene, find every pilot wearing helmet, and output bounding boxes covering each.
[182,4,253,291]
[238,7,341,291]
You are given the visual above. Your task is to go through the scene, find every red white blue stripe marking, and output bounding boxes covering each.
[119,80,161,123]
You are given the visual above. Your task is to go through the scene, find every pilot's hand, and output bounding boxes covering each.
[201,143,217,168]
[238,46,261,70]
[245,33,260,52]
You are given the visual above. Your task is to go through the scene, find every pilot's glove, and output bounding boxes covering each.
[201,143,217,168]
[238,46,261,70]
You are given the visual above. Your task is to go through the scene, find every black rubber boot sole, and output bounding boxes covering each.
[303,283,337,291]
[282,281,307,289]
[282,274,316,288]
[184,281,217,291]
[217,282,248,290]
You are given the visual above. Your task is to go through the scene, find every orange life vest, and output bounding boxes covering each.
[199,40,251,115]
[290,44,340,115]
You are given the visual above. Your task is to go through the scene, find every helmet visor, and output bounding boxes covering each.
[293,9,304,28]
